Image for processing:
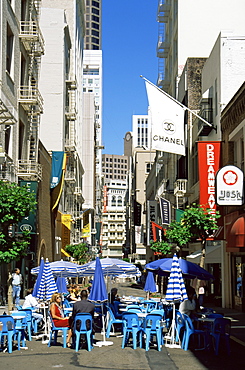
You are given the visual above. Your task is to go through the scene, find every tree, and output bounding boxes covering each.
[0,181,37,263]
[180,204,220,268]
[65,242,90,264]
[150,239,172,256]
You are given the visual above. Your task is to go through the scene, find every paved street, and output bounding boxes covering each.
[1,283,245,369]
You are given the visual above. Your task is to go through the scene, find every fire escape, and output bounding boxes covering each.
[18,0,44,181]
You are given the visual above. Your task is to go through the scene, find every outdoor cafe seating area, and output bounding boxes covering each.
[0,255,231,356]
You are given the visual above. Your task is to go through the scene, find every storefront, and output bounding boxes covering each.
[226,212,245,311]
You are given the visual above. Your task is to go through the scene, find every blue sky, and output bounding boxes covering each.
[102,1,159,155]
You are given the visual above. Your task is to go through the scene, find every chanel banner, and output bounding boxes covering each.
[145,80,185,156]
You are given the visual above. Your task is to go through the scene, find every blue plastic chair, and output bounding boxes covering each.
[126,304,141,311]
[175,310,185,343]
[18,309,33,341]
[74,313,93,352]
[112,301,122,318]
[182,314,207,351]
[11,312,27,349]
[21,306,39,333]
[140,300,157,313]
[0,315,16,353]
[122,312,142,350]
[142,313,162,351]
[48,315,68,348]
[106,305,123,338]
[210,318,231,356]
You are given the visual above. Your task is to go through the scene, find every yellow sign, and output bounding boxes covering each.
[61,214,71,248]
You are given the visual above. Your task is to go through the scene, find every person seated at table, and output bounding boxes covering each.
[50,293,73,346]
[66,285,79,302]
[70,289,95,341]
[179,286,197,318]
[109,288,120,303]
[73,284,81,300]
[22,288,44,330]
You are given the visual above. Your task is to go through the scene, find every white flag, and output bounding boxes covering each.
[145,80,185,156]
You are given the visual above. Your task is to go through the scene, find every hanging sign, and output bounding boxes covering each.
[216,165,244,205]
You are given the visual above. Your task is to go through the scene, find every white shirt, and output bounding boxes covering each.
[22,294,40,309]
[179,299,196,316]
[12,273,22,286]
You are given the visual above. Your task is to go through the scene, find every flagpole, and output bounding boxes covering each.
[141,76,216,130]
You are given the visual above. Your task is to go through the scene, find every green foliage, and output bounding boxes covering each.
[180,203,220,242]
[149,204,220,255]
[150,240,172,255]
[122,258,130,262]
[0,181,36,263]
[165,220,192,247]
[65,243,89,264]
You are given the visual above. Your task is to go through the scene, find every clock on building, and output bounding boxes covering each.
[125,133,131,141]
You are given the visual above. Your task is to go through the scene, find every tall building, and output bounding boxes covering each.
[83,0,103,246]
[84,0,102,50]
[39,0,85,247]
[132,115,149,149]
[102,154,128,181]
[157,0,245,96]
[100,179,127,258]
[0,0,55,289]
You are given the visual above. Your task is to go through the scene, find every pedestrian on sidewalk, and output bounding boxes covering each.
[12,268,22,307]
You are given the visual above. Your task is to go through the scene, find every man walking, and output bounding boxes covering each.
[12,268,23,306]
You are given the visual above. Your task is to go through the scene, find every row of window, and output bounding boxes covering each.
[105,175,126,179]
[103,158,127,163]
[103,169,127,174]
[137,119,148,126]
[104,163,127,168]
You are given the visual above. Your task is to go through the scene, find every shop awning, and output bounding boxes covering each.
[227,215,245,248]
[186,244,221,264]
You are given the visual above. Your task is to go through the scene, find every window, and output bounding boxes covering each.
[146,163,151,174]
[6,24,14,75]
[117,196,122,207]
[92,7,99,15]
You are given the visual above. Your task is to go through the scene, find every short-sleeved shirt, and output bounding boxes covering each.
[179,299,196,316]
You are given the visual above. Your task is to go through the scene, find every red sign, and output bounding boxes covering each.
[103,185,107,213]
[198,141,221,214]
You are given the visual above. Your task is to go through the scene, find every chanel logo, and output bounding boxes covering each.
[163,120,176,135]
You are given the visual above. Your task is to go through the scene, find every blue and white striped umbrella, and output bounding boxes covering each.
[165,254,188,303]
[79,257,140,277]
[32,257,45,298]
[35,258,58,301]
[31,259,84,278]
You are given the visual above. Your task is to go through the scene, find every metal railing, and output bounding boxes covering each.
[19,21,45,55]
[18,86,43,112]
[17,160,42,181]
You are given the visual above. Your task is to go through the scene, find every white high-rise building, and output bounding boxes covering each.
[132,115,149,149]
[157,0,245,96]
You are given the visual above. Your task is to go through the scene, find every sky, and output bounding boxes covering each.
[102,0,159,155]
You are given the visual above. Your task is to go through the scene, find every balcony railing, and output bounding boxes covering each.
[174,179,188,196]
[65,106,76,120]
[64,170,76,183]
[17,160,42,181]
[65,74,77,90]
[18,86,43,113]
[19,21,44,55]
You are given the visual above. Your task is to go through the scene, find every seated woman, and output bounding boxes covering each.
[50,293,72,346]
